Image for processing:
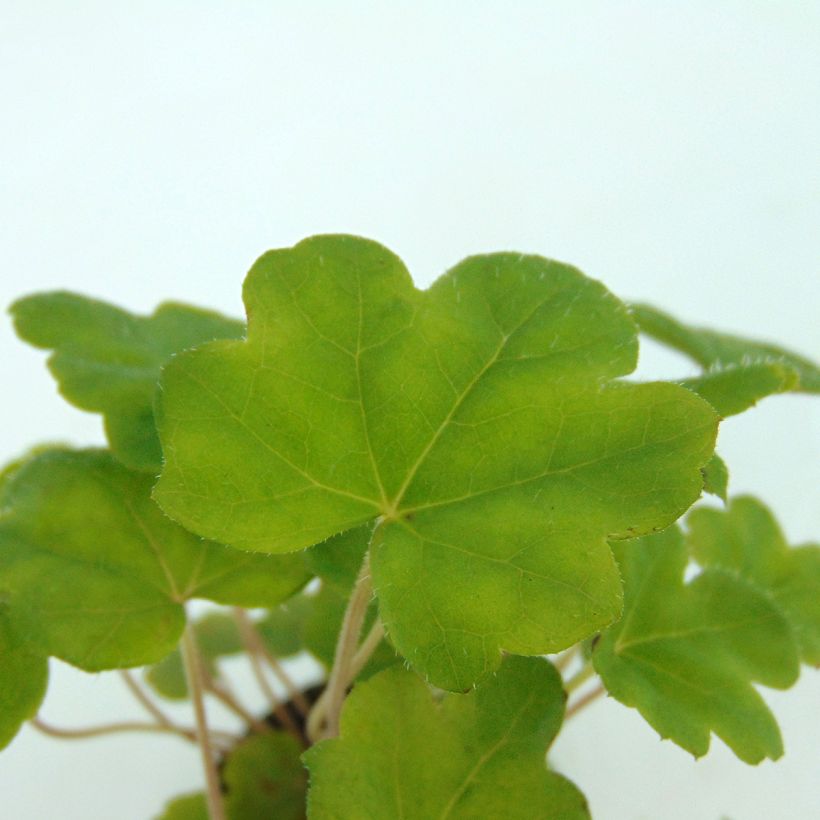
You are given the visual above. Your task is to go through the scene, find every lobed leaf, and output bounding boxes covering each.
[686,496,820,665]
[10,292,244,471]
[0,605,48,750]
[304,656,589,819]
[155,235,718,689]
[593,526,800,763]
[0,448,309,670]
[631,303,819,395]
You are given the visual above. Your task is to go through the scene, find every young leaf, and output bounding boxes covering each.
[701,453,729,502]
[10,292,244,472]
[303,524,371,593]
[256,595,314,658]
[0,606,48,750]
[631,303,820,393]
[305,656,589,819]
[154,734,307,820]
[154,792,208,820]
[593,526,800,763]
[154,235,718,689]
[0,449,309,670]
[680,361,799,416]
[686,496,820,665]
[222,733,307,820]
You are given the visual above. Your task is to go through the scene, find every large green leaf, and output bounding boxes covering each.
[594,526,800,763]
[305,656,588,819]
[686,496,820,665]
[0,605,48,750]
[155,235,718,689]
[10,292,244,471]
[0,449,309,670]
[631,303,819,394]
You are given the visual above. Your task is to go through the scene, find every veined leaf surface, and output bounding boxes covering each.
[0,449,308,670]
[594,526,799,763]
[304,656,589,819]
[155,235,718,688]
[10,292,244,471]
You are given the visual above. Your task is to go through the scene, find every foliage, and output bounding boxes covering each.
[1,235,816,818]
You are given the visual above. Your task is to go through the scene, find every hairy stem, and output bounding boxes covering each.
[181,623,226,820]
[231,608,303,741]
[310,552,373,741]
[565,682,606,720]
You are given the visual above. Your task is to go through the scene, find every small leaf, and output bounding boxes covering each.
[0,449,309,670]
[10,292,244,471]
[594,526,799,763]
[304,656,589,819]
[680,362,799,416]
[0,605,48,750]
[631,303,819,393]
[701,453,729,502]
[154,792,208,820]
[257,595,314,659]
[303,524,371,593]
[155,235,718,689]
[144,648,190,701]
[686,496,820,665]
[223,733,307,820]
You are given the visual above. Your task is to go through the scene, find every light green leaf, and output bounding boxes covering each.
[701,453,729,502]
[303,524,371,593]
[686,496,820,665]
[10,292,244,471]
[680,362,799,416]
[154,792,208,820]
[631,303,819,393]
[155,235,718,689]
[144,612,243,700]
[305,656,589,819]
[0,605,48,750]
[594,526,799,763]
[0,449,309,670]
[223,733,307,820]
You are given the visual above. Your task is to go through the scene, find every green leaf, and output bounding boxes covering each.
[10,292,244,471]
[631,303,819,393]
[144,612,243,700]
[0,448,309,670]
[0,605,48,750]
[701,453,729,502]
[223,733,307,820]
[680,362,799,416]
[154,792,208,820]
[257,595,314,659]
[155,235,718,689]
[303,524,371,593]
[304,656,589,819]
[686,496,820,665]
[593,526,799,763]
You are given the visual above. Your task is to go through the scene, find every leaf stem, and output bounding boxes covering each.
[309,553,373,741]
[181,622,226,820]
[564,660,596,693]
[565,682,606,720]
[231,608,303,742]
[553,645,579,673]
[118,669,177,728]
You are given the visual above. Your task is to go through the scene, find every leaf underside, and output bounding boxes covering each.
[594,525,800,764]
[0,448,308,671]
[155,235,718,689]
[10,292,244,471]
[304,656,589,819]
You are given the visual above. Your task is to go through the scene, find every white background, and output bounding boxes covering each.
[1,2,818,818]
